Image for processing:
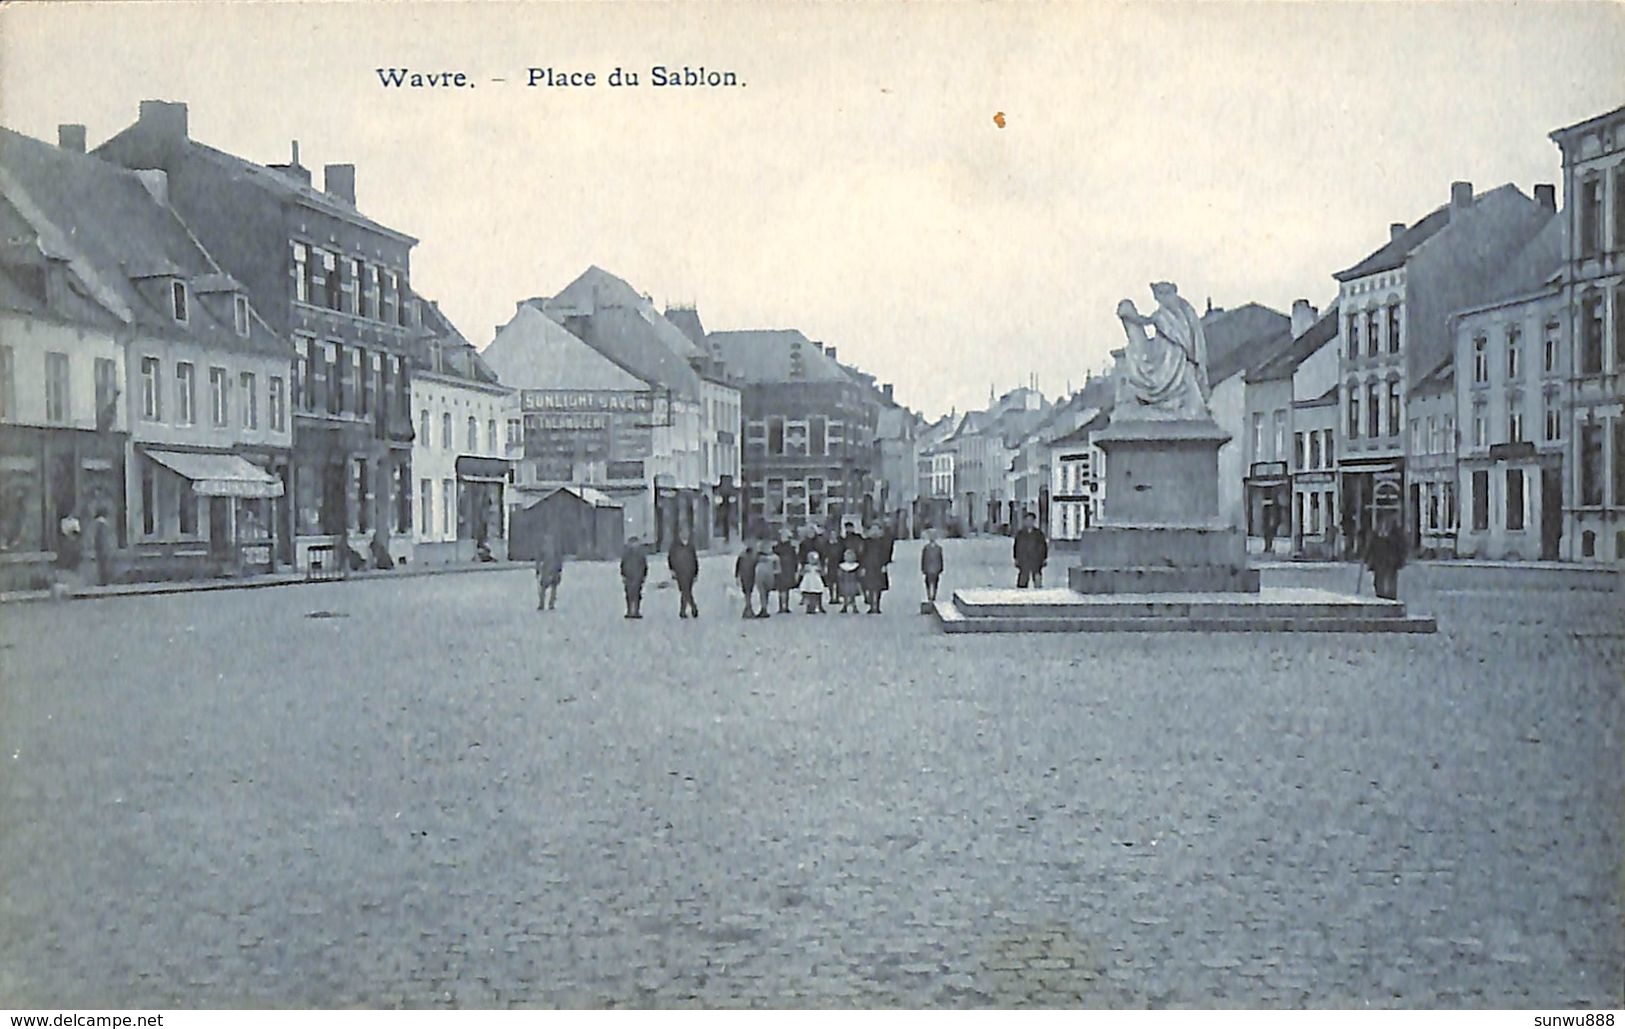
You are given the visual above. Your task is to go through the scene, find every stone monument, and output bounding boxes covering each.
[1070,282,1259,593]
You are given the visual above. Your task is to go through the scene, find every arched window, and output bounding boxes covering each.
[1347,381,1361,439]
[467,416,478,451]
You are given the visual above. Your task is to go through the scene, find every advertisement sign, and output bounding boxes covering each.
[519,390,656,466]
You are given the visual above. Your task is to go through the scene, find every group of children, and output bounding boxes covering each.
[732,540,853,616]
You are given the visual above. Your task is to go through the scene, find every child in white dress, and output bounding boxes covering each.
[799,553,827,614]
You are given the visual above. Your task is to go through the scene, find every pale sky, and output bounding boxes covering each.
[3,1,1622,419]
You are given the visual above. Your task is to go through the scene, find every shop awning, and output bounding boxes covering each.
[144,449,284,499]
[455,455,512,484]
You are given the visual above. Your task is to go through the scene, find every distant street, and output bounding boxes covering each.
[0,538,1620,1008]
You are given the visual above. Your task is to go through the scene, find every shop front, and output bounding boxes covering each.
[1338,458,1404,559]
[137,448,285,578]
[1291,470,1338,558]
[0,426,127,590]
[456,455,512,561]
[1245,460,1291,554]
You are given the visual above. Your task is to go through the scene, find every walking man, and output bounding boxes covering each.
[735,541,759,619]
[668,527,700,619]
[1013,511,1048,588]
[921,526,945,607]
[620,535,648,619]
[535,530,563,611]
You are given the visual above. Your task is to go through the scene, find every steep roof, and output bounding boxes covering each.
[1473,215,1565,308]
[481,304,647,392]
[663,305,708,354]
[1413,354,1454,397]
[704,329,852,383]
[94,113,417,245]
[1245,302,1341,383]
[535,267,704,400]
[1051,407,1111,446]
[0,126,286,356]
[1204,302,1292,385]
[416,299,502,385]
[1334,184,1531,282]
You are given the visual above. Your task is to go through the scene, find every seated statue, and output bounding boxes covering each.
[1114,282,1211,421]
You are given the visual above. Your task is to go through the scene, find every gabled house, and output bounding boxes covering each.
[704,330,879,536]
[1331,179,1556,549]
[410,299,514,563]
[484,266,708,550]
[96,100,423,570]
[1,124,291,585]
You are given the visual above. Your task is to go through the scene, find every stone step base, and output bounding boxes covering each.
[936,587,1437,634]
[1069,565,1260,594]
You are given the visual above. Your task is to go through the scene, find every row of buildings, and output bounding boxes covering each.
[921,102,1625,566]
[0,99,922,589]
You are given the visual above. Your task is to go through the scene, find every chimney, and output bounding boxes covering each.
[1534,183,1556,212]
[825,346,837,363]
[57,124,86,153]
[1450,180,1474,213]
[1290,299,1318,338]
[138,100,189,142]
[268,140,312,185]
[323,164,356,205]
[882,383,894,402]
[1389,222,1406,241]
[133,169,169,206]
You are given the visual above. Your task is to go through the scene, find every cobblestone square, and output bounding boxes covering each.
[1,540,1620,1008]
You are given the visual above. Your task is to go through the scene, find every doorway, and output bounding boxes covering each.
[208,497,232,562]
[1540,465,1562,560]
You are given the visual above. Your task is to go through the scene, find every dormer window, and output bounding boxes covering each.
[171,280,189,323]
[234,295,250,337]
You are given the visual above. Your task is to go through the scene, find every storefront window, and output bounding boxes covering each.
[397,461,411,534]
[0,448,42,553]
[1580,422,1604,506]
[295,462,323,535]
[236,498,272,541]
[178,488,197,536]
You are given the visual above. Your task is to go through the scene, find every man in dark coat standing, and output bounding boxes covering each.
[772,529,799,614]
[1363,511,1406,600]
[667,527,700,619]
[821,527,843,606]
[620,535,649,618]
[92,506,116,587]
[1012,511,1048,588]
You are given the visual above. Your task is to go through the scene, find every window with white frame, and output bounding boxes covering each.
[171,280,189,323]
[506,418,522,453]
[1543,321,1559,375]
[209,366,229,426]
[1473,336,1489,383]
[269,376,285,432]
[293,242,310,303]
[1544,394,1562,442]
[141,357,161,420]
[176,362,194,425]
[441,412,452,450]
[467,416,478,452]
[1508,409,1524,443]
[241,372,258,429]
[1506,324,1521,380]
[234,295,250,336]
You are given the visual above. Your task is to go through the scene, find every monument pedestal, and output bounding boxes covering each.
[1069,417,1260,594]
